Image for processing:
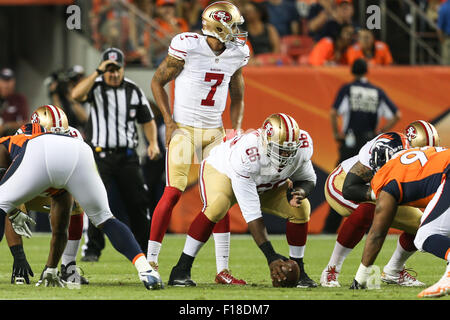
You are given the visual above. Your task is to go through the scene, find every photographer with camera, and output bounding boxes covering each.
[47,65,88,133]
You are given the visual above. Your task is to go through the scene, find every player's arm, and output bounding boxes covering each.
[342,161,374,202]
[150,55,185,147]
[229,67,245,131]
[353,191,397,287]
[5,218,34,284]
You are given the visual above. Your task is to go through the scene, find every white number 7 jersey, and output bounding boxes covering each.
[168,32,250,128]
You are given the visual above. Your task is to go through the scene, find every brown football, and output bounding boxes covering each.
[272,260,300,287]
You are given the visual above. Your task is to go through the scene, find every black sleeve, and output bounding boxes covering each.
[136,87,154,124]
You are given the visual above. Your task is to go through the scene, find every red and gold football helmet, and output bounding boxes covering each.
[201,1,247,46]
[31,105,69,134]
[262,113,301,168]
[404,120,440,147]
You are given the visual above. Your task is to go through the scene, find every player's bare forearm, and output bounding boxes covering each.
[46,193,73,268]
[361,192,397,266]
[5,217,23,247]
[151,55,185,124]
[247,217,270,247]
[229,68,245,130]
[343,161,374,202]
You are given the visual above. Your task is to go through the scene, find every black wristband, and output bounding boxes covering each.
[10,244,26,260]
[96,68,104,75]
[259,241,279,265]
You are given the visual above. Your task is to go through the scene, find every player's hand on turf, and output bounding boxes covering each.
[11,256,34,285]
[36,267,65,288]
[9,211,36,238]
[269,258,290,284]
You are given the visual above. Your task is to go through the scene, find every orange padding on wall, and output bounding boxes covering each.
[168,66,450,234]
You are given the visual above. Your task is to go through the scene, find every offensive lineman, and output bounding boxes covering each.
[168,113,318,288]
[148,1,250,284]
[0,123,162,289]
[320,121,440,287]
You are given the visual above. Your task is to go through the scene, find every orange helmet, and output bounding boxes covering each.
[31,105,69,134]
[201,1,247,46]
[262,113,301,168]
[404,120,440,147]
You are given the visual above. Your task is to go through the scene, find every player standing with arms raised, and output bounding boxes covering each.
[148,1,250,284]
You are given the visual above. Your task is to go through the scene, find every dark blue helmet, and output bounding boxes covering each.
[369,132,410,173]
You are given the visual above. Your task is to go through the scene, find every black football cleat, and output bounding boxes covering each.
[61,262,89,285]
[297,271,318,288]
[349,279,366,290]
[168,266,197,287]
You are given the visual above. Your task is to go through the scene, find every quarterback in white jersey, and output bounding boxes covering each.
[148,1,250,285]
[321,122,439,288]
[168,32,249,128]
[168,113,318,288]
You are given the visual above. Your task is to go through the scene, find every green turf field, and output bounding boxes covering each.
[0,233,448,300]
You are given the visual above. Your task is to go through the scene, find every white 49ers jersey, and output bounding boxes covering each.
[168,32,250,128]
[68,126,83,141]
[340,134,380,173]
[206,129,316,222]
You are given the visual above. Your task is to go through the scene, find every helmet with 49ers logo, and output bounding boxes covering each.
[404,120,440,148]
[201,1,248,46]
[31,105,69,134]
[262,113,301,168]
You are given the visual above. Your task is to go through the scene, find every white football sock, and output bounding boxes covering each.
[62,239,81,266]
[147,240,162,264]
[213,232,230,273]
[134,254,152,273]
[183,235,205,258]
[289,245,305,259]
[384,238,415,273]
[328,241,353,272]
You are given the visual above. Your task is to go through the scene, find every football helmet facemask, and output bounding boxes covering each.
[404,120,440,148]
[369,132,410,173]
[31,105,69,134]
[201,1,248,46]
[262,113,301,168]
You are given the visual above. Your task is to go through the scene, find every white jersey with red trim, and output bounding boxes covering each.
[168,32,250,128]
[206,129,316,222]
[68,126,83,141]
[340,134,380,173]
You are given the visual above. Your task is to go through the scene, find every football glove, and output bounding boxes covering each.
[9,210,36,238]
[10,245,34,285]
[36,267,65,288]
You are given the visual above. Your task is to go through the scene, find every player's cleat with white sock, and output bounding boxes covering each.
[215,269,247,285]
[417,269,450,298]
[139,268,163,290]
[320,265,341,287]
[381,266,425,287]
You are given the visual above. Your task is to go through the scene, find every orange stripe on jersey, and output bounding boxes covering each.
[371,147,450,208]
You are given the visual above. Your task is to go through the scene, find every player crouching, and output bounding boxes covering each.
[168,113,318,288]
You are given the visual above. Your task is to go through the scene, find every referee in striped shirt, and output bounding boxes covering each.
[72,48,160,261]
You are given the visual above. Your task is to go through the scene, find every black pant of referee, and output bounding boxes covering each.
[83,147,151,260]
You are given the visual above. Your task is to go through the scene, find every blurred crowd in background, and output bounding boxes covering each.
[82,0,450,67]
